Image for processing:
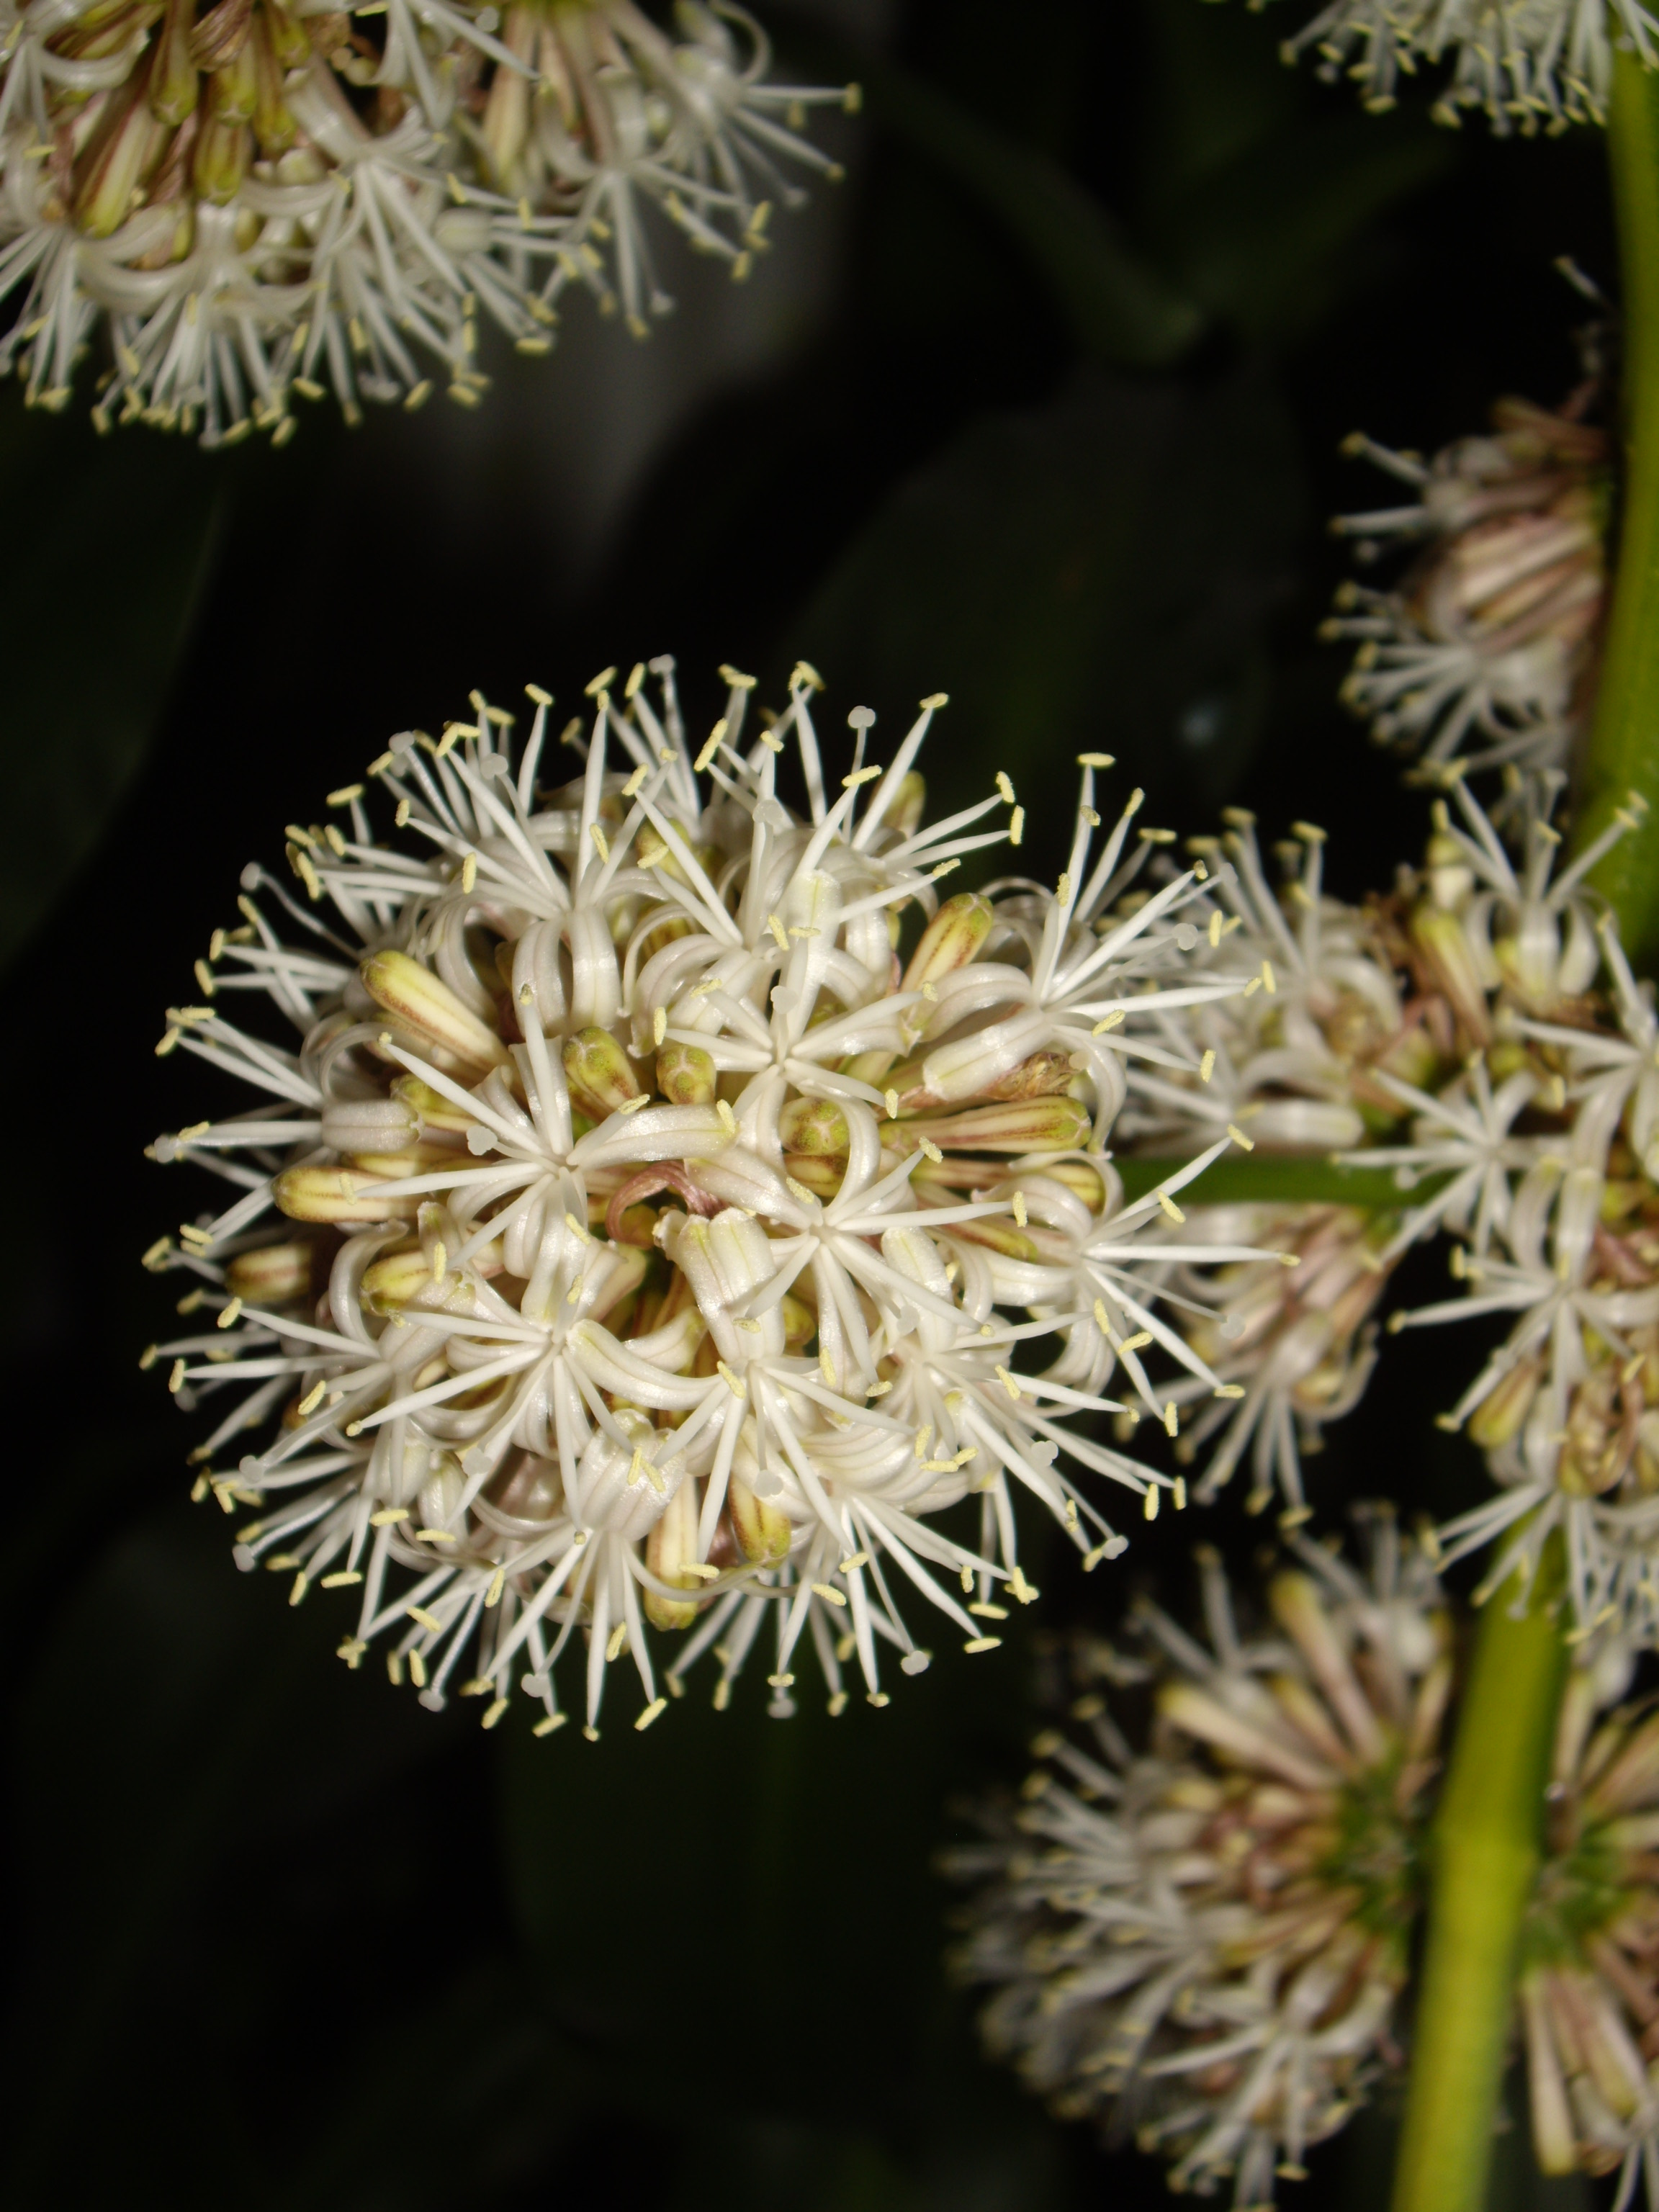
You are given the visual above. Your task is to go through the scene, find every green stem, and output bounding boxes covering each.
[1575,51,1659,965]
[1390,1555,1569,2212]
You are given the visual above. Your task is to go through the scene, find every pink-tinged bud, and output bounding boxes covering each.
[902,892,994,992]
[645,1476,702,1629]
[74,82,169,236]
[188,0,253,71]
[274,1166,423,1223]
[192,111,251,203]
[656,1040,716,1105]
[1156,1681,1333,1792]
[895,1097,1092,1155]
[1268,1572,1384,1764]
[778,1096,849,1154]
[1466,1357,1542,1450]
[149,0,199,125]
[360,951,510,1079]
[224,1239,324,1304]
[563,1026,643,1120]
[729,1474,791,1565]
[1409,902,1492,1044]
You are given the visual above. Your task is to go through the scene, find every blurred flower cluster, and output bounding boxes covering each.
[1267,0,1659,130]
[949,1524,1449,2207]
[953,1532,1659,2208]
[145,660,1284,1734]
[0,0,849,438]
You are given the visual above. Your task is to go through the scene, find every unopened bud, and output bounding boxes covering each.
[563,1025,643,1119]
[321,1097,421,1157]
[656,1039,716,1105]
[189,0,255,71]
[729,1474,792,1565]
[360,950,509,1077]
[150,0,200,125]
[1467,1357,1542,1450]
[778,1096,849,1154]
[192,112,251,205]
[645,1476,702,1629]
[75,88,168,237]
[902,893,994,991]
[897,1097,1091,1155]
[274,1166,422,1223]
[782,1152,847,1200]
[224,1240,322,1305]
[1409,902,1493,1044]
[391,1073,477,1133]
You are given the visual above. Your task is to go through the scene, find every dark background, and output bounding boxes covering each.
[0,2,1616,2204]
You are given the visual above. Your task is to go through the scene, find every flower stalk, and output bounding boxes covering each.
[1390,1550,1569,2212]
[1578,51,1659,966]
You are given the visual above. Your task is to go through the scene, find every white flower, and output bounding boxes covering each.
[1322,402,1608,776]
[145,657,1272,1733]
[467,0,855,335]
[0,0,550,433]
[948,1519,1447,2209]
[1271,0,1659,130]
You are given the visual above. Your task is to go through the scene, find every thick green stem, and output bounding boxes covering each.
[1575,52,1659,966]
[1390,1557,1569,2212]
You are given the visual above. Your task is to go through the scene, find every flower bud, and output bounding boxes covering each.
[1466,1357,1542,1450]
[321,1097,422,1157]
[391,1074,477,1134]
[645,1474,702,1629]
[191,112,251,204]
[979,1051,1077,1103]
[149,0,200,125]
[656,1040,716,1105]
[188,0,254,71]
[274,1166,423,1223]
[783,1153,846,1200]
[224,1239,323,1304]
[894,1097,1092,1155]
[563,1025,643,1120]
[1240,1099,1367,1151]
[729,1473,791,1565]
[360,951,510,1079]
[75,85,168,236]
[1409,903,1493,1045]
[902,892,994,992]
[778,1096,849,1154]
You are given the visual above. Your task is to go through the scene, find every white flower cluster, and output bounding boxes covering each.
[144,660,1274,1736]
[1267,0,1659,130]
[948,1521,1447,2209]
[1323,400,1609,781]
[0,0,849,439]
[1128,764,1659,1651]
[1525,1645,1659,2207]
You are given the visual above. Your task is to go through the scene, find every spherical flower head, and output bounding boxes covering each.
[1267,0,1659,132]
[143,659,1272,1737]
[948,1519,1449,2208]
[1323,400,1609,779]
[1523,1646,1659,2199]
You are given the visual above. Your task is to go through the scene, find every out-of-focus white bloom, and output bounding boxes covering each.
[1267,0,1659,131]
[145,662,1273,1733]
[947,1520,1449,2208]
[467,1,856,336]
[1523,1645,1659,2206]
[1323,401,1608,777]
[0,0,851,434]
